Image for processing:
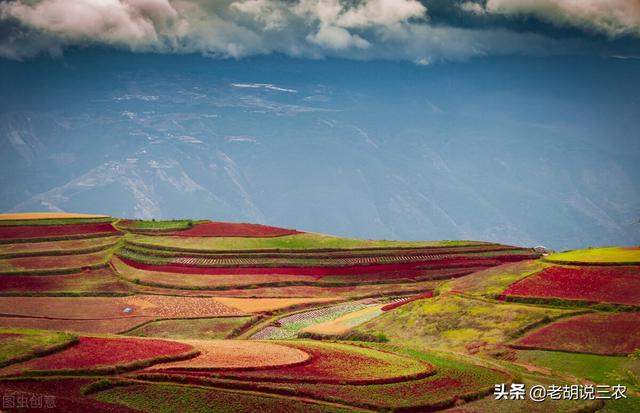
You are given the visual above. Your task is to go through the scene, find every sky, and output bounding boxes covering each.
[1,0,639,61]
[0,1,639,249]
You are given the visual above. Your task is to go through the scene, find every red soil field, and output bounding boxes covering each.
[1,250,109,272]
[121,257,501,278]
[0,295,242,320]
[511,312,640,355]
[0,223,118,240]
[502,265,640,306]
[168,222,300,237]
[2,337,193,373]
[0,268,129,294]
[0,378,139,413]
[148,340,310,370]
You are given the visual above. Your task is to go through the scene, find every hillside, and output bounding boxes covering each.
[0,214,638,412]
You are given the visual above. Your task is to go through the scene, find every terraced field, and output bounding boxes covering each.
[354,294,577,354]
[502,265,640,306]
[511,312,640,355]
[1,215,637,412]
[0,336,196,376]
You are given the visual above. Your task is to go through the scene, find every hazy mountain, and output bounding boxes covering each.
[1,52,639,250]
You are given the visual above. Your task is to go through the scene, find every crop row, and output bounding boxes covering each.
[381,291,434,311]
[250,302,370,339]
[170,253,499,267]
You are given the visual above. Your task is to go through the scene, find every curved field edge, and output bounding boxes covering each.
[129,346,511,411]
[146,340,314,372]
[195,340,437,385]
[1,336,201,377]
[0,328,78,368]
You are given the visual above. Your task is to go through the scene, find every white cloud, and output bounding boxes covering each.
[460,2,485,15]
[466,0,640,38]
[0,0,634,61]
[231,83,297,92]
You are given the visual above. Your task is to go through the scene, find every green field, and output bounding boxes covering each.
[515,349,640,386]
[0,328,76,367]
[120,220,204,231]
[95,383,354,413]
[129,232,486,252]
[354,295,574,354]
[545,247,640,264]
[0,217,114,226]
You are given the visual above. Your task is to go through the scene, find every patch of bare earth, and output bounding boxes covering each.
[147,340,310,370]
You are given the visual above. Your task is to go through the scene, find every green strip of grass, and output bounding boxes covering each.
[95,382,355,413]
[0,328,77,367]
[125,220,205,231]
[129,232,486,252]
[515,349,640,385]
[0,217,114,226]
[545,247,640,265]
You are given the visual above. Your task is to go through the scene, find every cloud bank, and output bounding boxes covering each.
[0,0,638,61]
[461,1,640,38]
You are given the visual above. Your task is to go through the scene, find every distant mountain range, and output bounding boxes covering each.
[1,51,639,250]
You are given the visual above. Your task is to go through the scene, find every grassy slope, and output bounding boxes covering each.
[125,317,253,339]
[129,232,485,252]
[546,247,640,264]
[444,377,601,412]
[515,350,640,385]
[120,220,204,231]
[0,214,111,224]
[438,259,549,297]
[95,383,355,413]
[0,328,76,366]
[355,295,574,354]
